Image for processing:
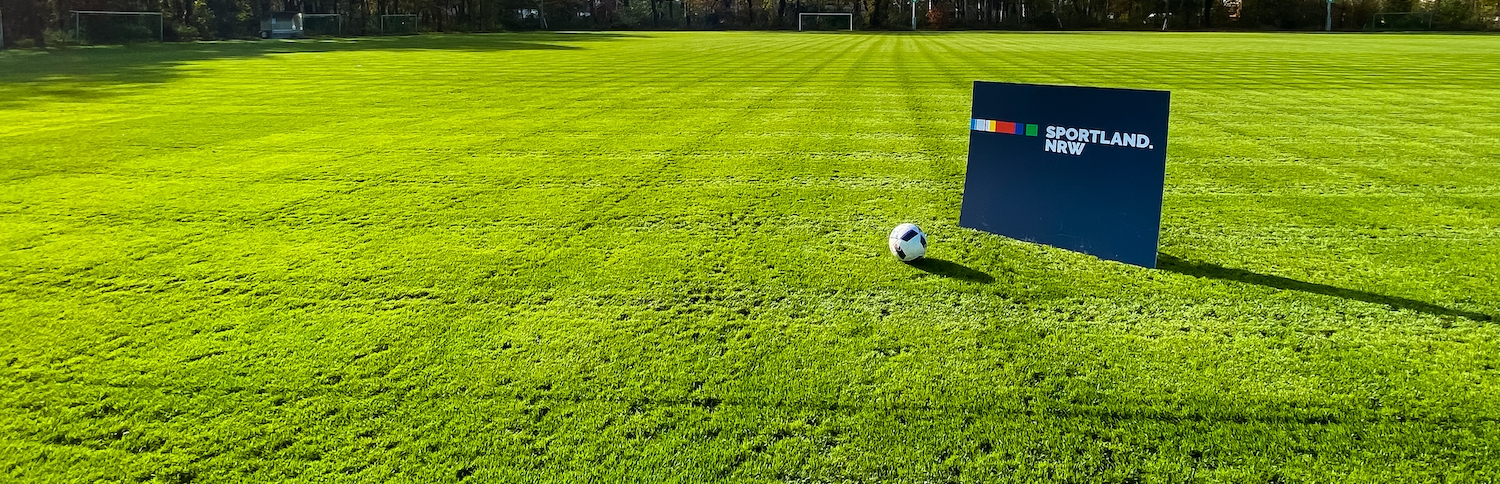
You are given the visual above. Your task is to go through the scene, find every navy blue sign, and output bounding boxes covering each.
[960,81,1170,267]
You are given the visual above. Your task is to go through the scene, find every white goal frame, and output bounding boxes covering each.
[380,14,419,34]
[72,10,164,43]
[1370,11,1434,30]
[303,13,343,35]
[799,13,853,31]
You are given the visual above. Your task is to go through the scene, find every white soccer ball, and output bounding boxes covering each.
[888,223,927,262]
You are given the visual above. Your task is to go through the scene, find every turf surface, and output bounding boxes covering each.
[2,32,1499,482]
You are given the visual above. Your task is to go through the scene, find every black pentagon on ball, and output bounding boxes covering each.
[895,247,906,259]
[920,235,926,248]
[901,230,918,241]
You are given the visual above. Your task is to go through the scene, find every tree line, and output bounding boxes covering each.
[1,0,1495,47]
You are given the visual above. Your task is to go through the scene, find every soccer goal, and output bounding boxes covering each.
[1368,12,1433,30]
[799,12,853,31]
[71,10,163,44]
[380,14,419,34]
[303,13,343,36]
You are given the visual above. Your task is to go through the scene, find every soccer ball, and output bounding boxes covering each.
[888,223,927,262]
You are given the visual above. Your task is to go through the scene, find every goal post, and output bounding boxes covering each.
[379,14,419,34]
[798,13,854,31]
[72,10,163,44]
[303,13,343,36]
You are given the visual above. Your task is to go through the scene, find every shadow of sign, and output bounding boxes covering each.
[1157,254,1491,322]
[908,258,995,284]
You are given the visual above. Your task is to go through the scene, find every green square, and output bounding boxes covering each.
[1025,124,1039,136]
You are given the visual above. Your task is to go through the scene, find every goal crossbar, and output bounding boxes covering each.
[72,10,163,15]
[71,10,163,43]
[798,13,853,31]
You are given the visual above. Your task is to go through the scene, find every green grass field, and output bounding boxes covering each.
[3,31,1499,482]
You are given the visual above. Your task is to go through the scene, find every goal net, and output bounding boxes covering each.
[380,14,419,34]
[303,14,343,36]
[1368,12,1433,30]
[72,10,163,44]
[798,12,854,31]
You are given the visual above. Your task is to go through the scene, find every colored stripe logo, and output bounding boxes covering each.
[972,118,1039,137]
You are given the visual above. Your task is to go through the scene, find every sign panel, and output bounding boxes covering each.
[960,81,1170,267]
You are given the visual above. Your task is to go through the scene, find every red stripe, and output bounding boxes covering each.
[995,121,1018,134]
